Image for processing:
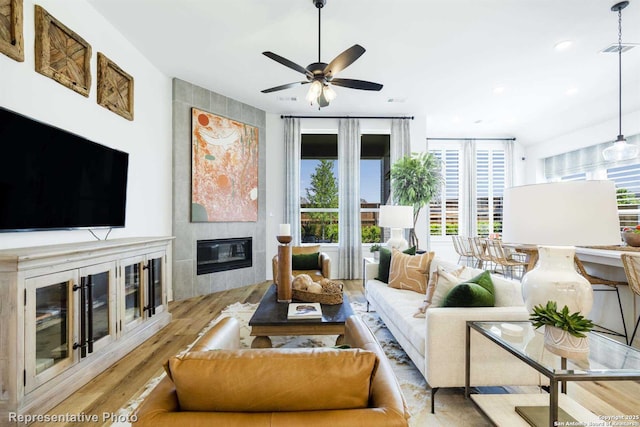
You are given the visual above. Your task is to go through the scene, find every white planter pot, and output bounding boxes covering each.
[521,245,593,316]
[544,325,589,360]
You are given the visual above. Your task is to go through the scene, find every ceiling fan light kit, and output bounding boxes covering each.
[602,0,638,161]
[261,0,383,109]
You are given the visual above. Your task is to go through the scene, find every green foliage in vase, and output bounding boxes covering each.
[529,301,594,338]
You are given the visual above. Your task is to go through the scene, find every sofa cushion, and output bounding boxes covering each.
[442,271,495,307]
[165,348,378,412]
[376,246,416,283]
[388,249,434,293]
[291,252,319,270]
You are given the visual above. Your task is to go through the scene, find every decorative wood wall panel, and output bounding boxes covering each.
[34,5,91,97]
[97,52,134,120]
[0,0,24,62]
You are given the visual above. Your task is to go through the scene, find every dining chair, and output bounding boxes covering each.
[451,235,474,267]
[575,256,629,344]
[621,253,640,346]
[469,237,493,271]
[485,239,528,280]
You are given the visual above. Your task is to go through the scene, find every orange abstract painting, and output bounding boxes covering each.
[191,108,258,222]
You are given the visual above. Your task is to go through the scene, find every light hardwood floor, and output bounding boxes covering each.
[34,280,639,427]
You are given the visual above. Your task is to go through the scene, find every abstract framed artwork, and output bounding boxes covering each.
[191,108,259,222]
[97,52,134,121]
[34,5,91,97]
[0,0,24,62]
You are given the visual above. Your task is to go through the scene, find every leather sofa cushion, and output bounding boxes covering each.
[165,348,378,412]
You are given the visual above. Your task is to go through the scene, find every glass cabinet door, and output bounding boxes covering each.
[120,256,145,334]
[78,262,116,356]
[147,252,166,316]
[25,270,78,392]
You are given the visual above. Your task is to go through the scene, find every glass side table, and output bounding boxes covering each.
[465,321,640,427]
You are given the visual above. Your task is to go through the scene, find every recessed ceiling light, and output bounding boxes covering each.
[493,86,505,95]
[277,96,297,101]
[565,87,578,96]
[554,40,573,51]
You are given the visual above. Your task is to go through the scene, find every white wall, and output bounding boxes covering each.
[0,0,172,249]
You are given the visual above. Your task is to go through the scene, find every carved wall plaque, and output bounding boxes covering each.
[34,5,91,97]
[0,0,24,62]
[97,52,134,121]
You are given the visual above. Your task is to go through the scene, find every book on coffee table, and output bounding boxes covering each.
[287,302,323,319]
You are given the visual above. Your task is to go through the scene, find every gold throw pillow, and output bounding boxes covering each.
[388,249,434,293]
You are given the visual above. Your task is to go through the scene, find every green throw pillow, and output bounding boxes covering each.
[376,246,416,283]
[442,270,495,307]
[291,252,319,270]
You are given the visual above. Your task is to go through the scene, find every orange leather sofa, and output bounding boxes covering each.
[134,315,409,427]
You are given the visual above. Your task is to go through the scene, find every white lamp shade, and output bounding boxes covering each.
[502,180,621,246]
[378,205,413,229]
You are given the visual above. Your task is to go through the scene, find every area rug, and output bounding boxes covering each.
[112,301,489,427]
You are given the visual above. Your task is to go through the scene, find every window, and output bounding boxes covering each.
[429,149,459,236]
[300,134,339,243]
[607,164,640,229]
[476,149,505,236]
[360,135,390,243]
[299,134,390,243]
[429,141,507,237]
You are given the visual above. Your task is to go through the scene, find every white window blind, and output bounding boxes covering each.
[476,149,505,235]
[429,149,459,236]
[607,164,640,229]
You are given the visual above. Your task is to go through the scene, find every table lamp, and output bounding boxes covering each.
[379,205,413,251]
[502,181,621,316]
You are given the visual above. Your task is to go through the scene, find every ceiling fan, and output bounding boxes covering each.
[261,0,383,108]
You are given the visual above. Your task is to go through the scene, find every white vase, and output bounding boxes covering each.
[544,325,590,360]
[521,245,592,316]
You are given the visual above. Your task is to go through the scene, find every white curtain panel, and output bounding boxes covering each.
[504,139,515,188]
[461,139,477,237]
[338,119,362,279]
[284,117,301,245]
[390,118,411,164]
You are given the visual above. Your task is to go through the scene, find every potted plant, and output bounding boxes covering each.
[530,301,594,359]
[390,152,442,249]
[370,244,381,261]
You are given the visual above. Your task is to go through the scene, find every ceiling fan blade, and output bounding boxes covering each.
[261,81,308,93]
[330,78,383,91]
[262,51,313,78]
[323,44,366,78]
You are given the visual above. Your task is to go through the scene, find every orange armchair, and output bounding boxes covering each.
[272,244,331,284]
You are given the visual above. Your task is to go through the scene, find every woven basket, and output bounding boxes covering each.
[292,280,344,305]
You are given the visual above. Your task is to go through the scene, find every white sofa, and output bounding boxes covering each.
[364,256,543,412]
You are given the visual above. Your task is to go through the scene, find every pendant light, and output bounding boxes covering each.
[602,1,638,161]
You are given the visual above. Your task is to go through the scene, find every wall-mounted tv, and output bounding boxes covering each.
[0,106,129,232]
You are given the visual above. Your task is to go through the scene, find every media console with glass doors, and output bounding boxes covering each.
[0,237,173,421]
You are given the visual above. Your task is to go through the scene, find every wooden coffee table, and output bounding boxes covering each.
[248,284,354,348]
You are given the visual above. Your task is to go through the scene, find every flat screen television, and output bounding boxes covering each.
[0,106,129,232]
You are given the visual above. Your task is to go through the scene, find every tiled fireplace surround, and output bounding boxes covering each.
[172,78,267,300]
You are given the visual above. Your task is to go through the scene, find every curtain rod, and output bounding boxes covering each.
[427,137,516,141]
[280,115,414,120]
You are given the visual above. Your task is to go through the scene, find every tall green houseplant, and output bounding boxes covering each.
[390,152,442,249]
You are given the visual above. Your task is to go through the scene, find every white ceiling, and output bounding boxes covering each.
[87,0,640,146]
